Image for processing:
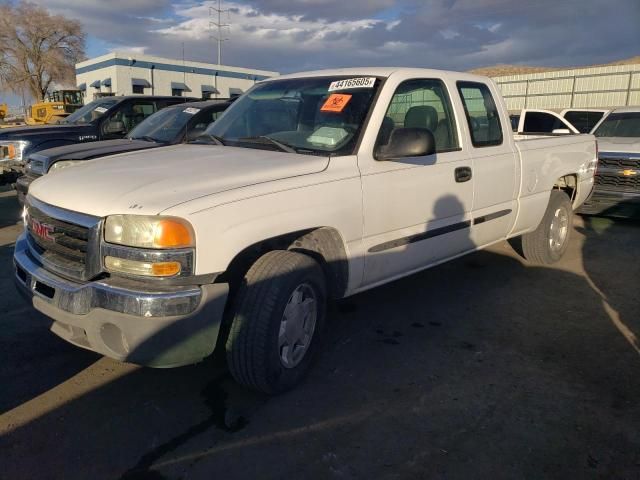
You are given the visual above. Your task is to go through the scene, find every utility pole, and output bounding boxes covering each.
[209,0,229,65]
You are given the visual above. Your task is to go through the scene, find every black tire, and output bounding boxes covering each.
[521,190,573,264]
[225,250,327,394]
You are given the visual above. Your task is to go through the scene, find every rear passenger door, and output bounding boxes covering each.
[359,78,474,286]
[456,81,518,247]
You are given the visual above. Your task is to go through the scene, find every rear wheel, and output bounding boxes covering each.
[225,250,327,394]
[521,190,573,264]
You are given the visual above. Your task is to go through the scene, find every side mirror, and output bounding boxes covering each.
[104,120,125,135]
[376,127,436,161]
[185,128,205,142]
[552,128,572,134]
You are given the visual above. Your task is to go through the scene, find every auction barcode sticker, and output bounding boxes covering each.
[183,107,201,114]
[94,107,108,113]
[328,77,376,92]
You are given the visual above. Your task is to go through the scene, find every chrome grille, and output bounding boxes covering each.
[595,173,640,192]
[25,197,102,282]
[598,156,639,169]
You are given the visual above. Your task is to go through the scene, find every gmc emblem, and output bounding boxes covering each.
[31,218,55,242]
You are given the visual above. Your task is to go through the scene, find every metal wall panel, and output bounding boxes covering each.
[572,92,627,107]
[494,63,640,111]
[528,78,573,94]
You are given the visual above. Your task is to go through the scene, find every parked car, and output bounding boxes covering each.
[560,108,610,134]
[0,95,195,186]
[15,100,233,204]
[578,107,640,217]
[14,68,596,393]
[515,109,579,134]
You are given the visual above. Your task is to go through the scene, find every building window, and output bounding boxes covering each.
[132,85,144,94]
[172,89,183,97]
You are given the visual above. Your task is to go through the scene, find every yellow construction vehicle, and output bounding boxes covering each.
[0,103,7,122]
[25,90,84,125]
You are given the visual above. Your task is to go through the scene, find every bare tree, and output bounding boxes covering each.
[0,1,85,101]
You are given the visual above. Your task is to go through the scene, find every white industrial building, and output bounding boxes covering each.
[75,52,278,102]
[492,62,640,112]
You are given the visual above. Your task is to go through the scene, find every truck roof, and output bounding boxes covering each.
[271,67,492,83]
[168,99,235,109]
[607,106,640,114]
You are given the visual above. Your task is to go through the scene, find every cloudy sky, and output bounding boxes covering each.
[3,0,639,104]
[28,0,640,70]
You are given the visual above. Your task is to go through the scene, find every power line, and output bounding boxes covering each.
[209,0,230,65]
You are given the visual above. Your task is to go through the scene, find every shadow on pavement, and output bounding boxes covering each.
[0,188,21,229]
[1,197,639,480]
[0,241,100,414]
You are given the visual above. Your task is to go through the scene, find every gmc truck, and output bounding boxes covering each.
[14,68,597,393]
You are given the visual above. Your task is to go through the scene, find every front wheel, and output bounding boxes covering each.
[521,190,573,264]
[225,250,327,394]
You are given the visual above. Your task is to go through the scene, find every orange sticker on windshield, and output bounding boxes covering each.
[321,94,352,112]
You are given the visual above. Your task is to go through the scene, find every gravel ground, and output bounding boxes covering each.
[1,188,639,480]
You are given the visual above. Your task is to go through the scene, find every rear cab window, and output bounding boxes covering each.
[563,110,605,133]
[457,81,503,147]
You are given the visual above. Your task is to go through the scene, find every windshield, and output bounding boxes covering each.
[594,112,640,138]
[129,106,195,143]
[204,76,381,155]
[563,111,605,133]
[62,98,119,125]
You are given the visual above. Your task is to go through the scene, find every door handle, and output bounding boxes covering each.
[455,166,472,183]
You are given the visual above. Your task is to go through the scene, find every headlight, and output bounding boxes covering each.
[0,140,30,163]
[49,160,81,172]
[104,215,195,249]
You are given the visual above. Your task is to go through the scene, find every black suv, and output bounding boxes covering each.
[0,96,195,185]
[16,100,233,204]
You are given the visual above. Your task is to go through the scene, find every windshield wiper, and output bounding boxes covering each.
[239,136,297,154]
[194,134,226,146]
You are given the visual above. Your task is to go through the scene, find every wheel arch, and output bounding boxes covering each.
[216,226,349,300]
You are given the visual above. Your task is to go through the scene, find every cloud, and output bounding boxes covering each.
[22,0,640,74]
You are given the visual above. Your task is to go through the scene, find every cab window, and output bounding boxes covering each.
[457,82,503,147]
[106,101,156,134]
[190,108,224,131]
[377,79,459,153]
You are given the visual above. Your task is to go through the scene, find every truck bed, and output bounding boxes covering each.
[510,133,596,235]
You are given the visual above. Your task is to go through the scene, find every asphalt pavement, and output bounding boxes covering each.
[1,188,639,480]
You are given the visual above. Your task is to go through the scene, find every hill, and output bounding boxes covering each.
[469,55,640,77]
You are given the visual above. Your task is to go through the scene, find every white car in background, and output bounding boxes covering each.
[579,106,640,217]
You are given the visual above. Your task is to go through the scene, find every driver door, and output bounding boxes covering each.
[359,78,474,286]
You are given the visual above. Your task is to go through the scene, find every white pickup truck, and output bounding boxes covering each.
[14,68,597,393]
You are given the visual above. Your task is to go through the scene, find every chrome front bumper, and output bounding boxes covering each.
[14,232,229,367]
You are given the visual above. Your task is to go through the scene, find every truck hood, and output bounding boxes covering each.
[29,144,329,217]
[0,123,95,142]
[33,139,160,163]
[596,137,640,154]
